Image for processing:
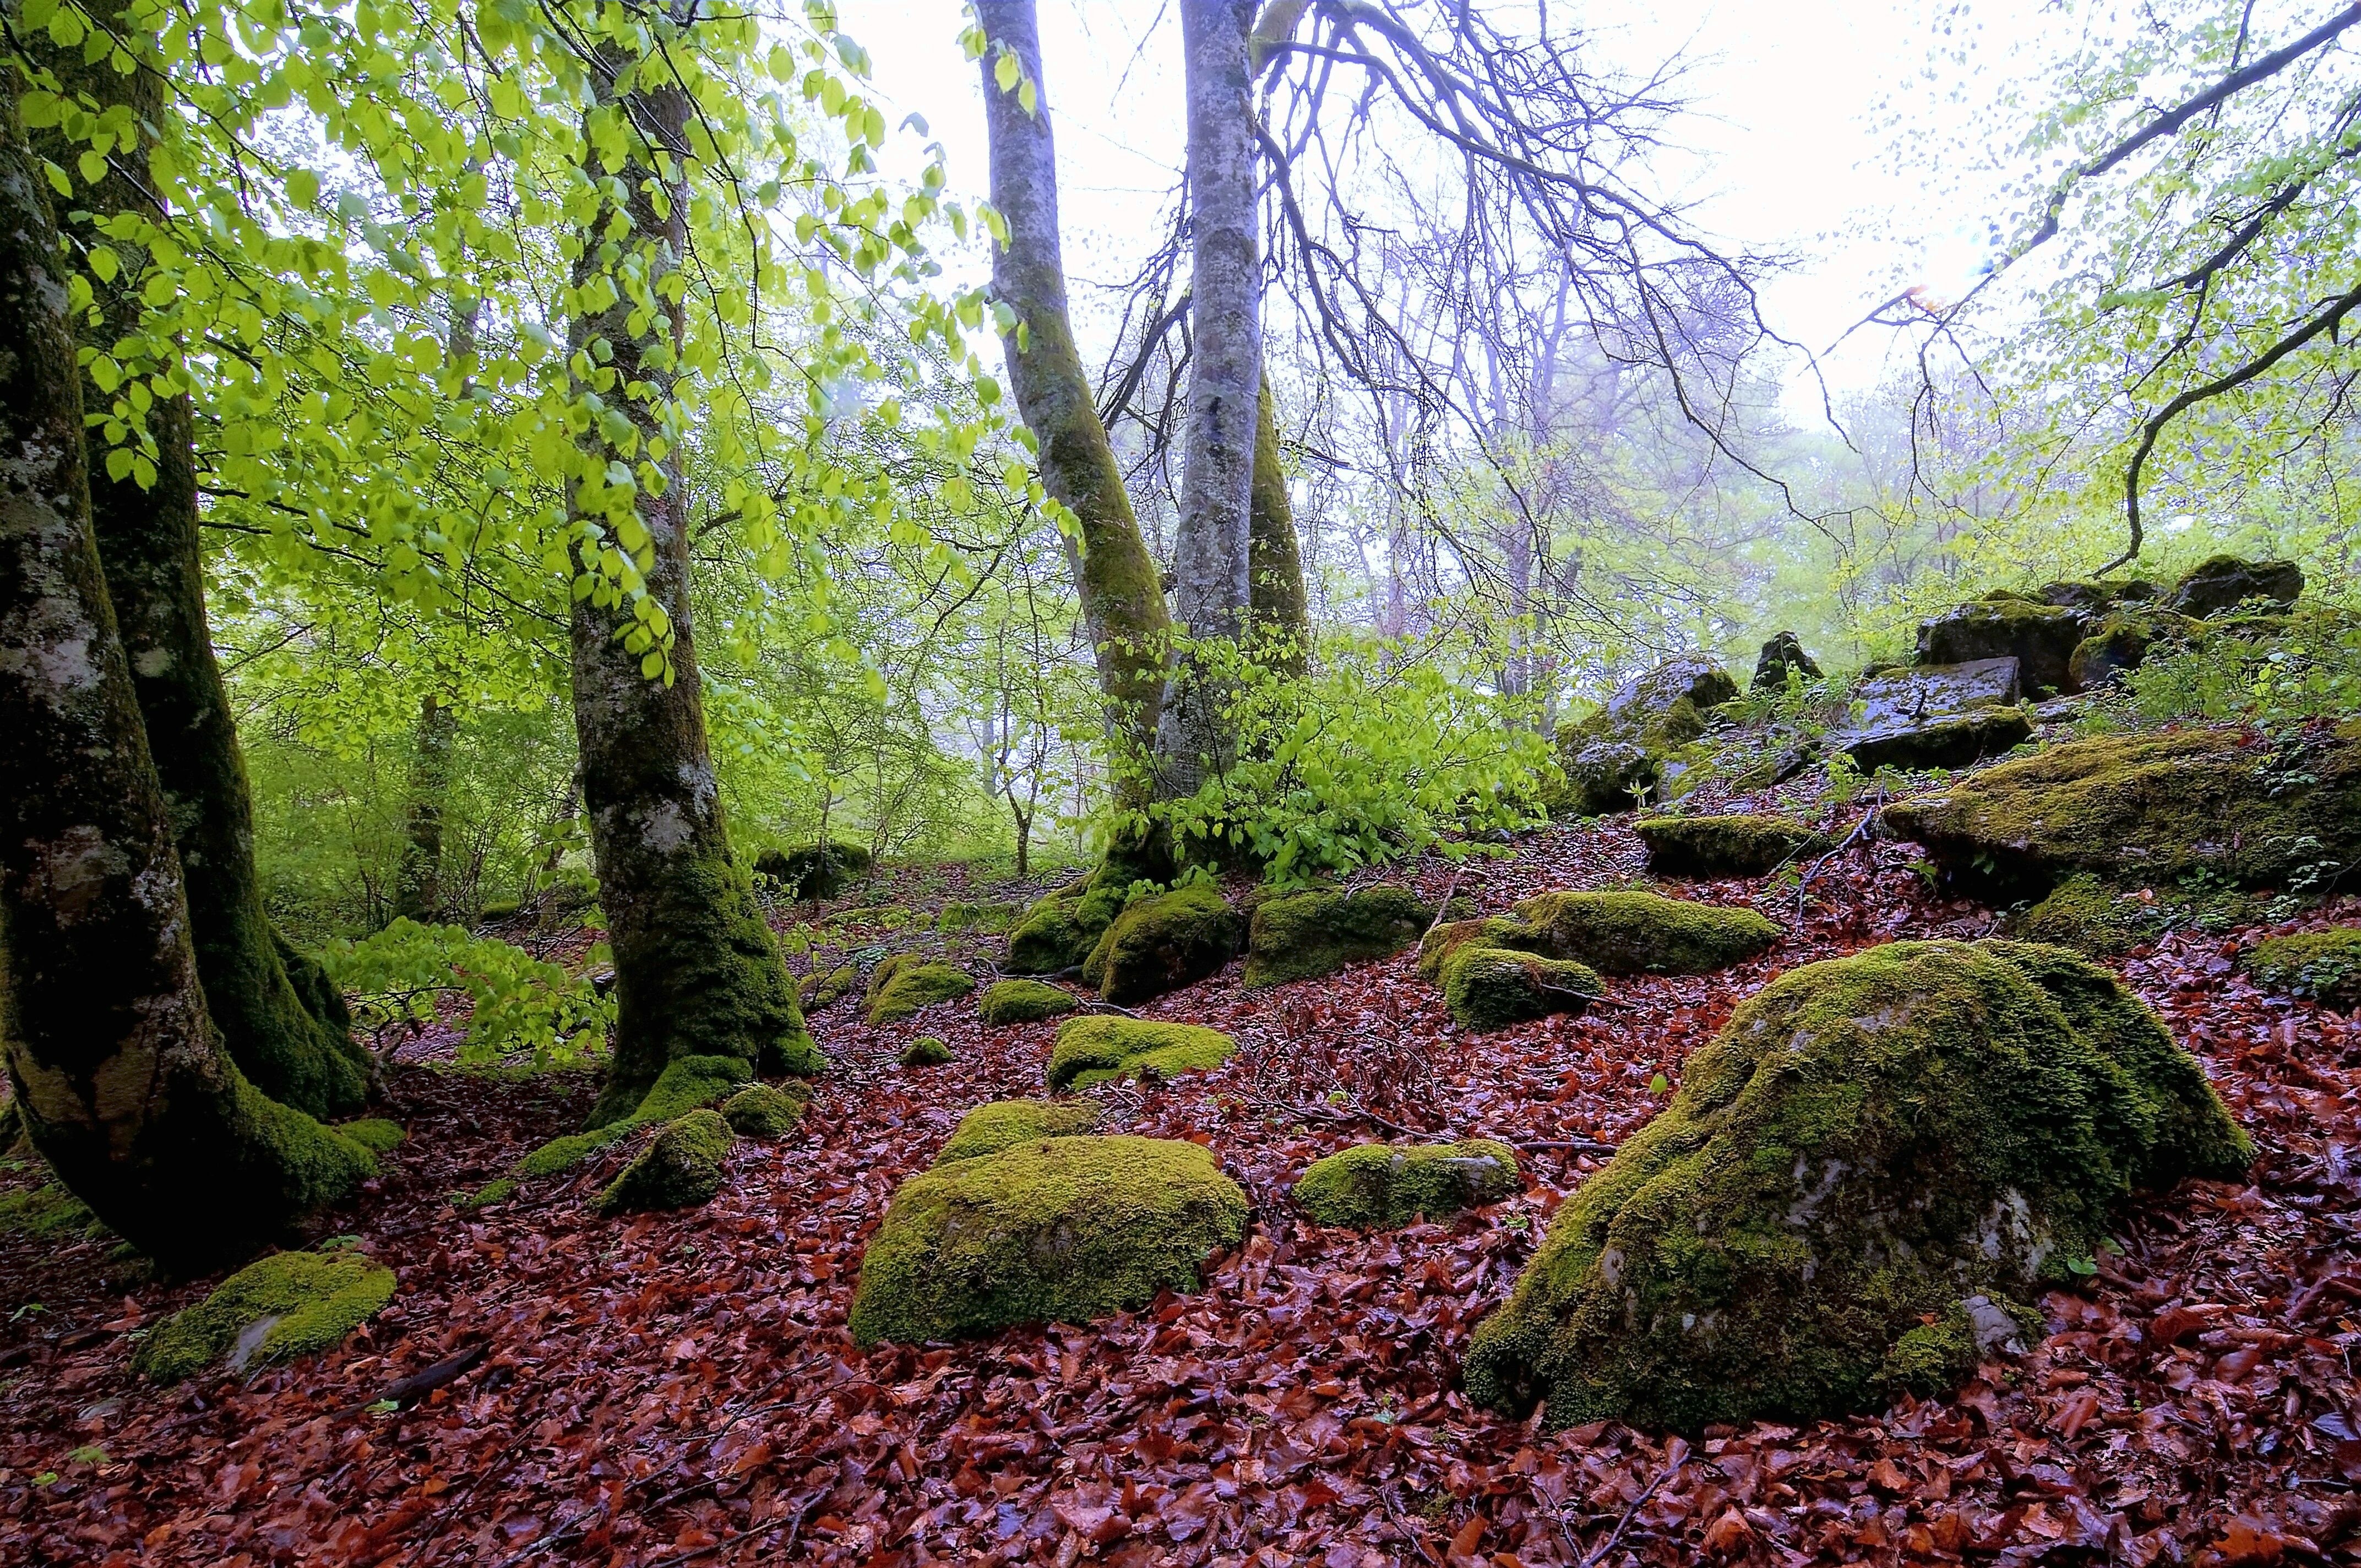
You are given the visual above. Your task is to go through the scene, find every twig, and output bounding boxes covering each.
[1577,1463,1672,1568]
[347,1342,487,1414]
[1517,1137,1618,1156]
[1423,865,1466,939]
[1794,792,1886,917]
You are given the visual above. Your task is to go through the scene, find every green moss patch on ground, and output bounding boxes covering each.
[864,959,978,1025]
[1294,1139,1520,1228]
[334,1119,405,1154]
[977,978,1080,1025]
[595,1109,735,1215]
[1635,815,1827,878]
[134,1250,396,1381]
[721,1083,807,1138]
[1047,1017,1236,1091]
[1244,885,1429,987]
[939,901,1025,934]
[2245,927,2361,1009]
[0,1183,109,1241]
[934,1099,1105,1165]
[900,1036,955,1067]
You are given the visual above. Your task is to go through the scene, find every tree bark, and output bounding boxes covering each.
[1156,0,1265,794]
[1248,374,1309,674]
[976,0,1172,797]
[28,20,370,1119]
[0,66,373,1271]
[566,35,813,1128]
[393,694,457,923]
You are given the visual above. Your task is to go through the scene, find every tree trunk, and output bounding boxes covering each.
[393,694,457,923]
[1248,374,1309,675]
[0,70,373,1271]
[977,0,1172,796]
[566,37,812,1129]
[1156,0,1265,795]
[28,19,369,1119]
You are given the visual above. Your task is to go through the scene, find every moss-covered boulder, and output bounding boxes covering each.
[864,957,978,1024]
[135,1249,397,1381]
[1294,1139,1520,1228]
[1549,657,1741,816]
[755,839,872,901]
[1636,815,1826,878]
[2165,553,2303,618]
[935,1098,1104,1164]
[595,1109,735,1215]
[1883,725,2361,898]
[1441,946,1604,1030]
[1835,658,2034,772]
[798,962,857,1011]
[2244,927,2361,1009]
[1415,915,1555,980]
[900,1035,954,1067]
[2009,874,2173,956]
[977,978,1080,1025]
[1047,1016,1236,1091]
[2038,578,2158,616]
[1917,599,2090,695]
[721,1082,807,1138]
[848,1134,1248,1344]
[1081,883,1244,1004]
[1751,630,1822,690]
[1004,879,1129,974]
[1513,890,1780,975]
[1244,884,1429,987]
[1551,737,1659,817]
[1462,939,2251,1431]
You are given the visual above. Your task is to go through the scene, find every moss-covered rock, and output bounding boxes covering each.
[755,839,873,901]
[1751,631,1822,690]
[1294,1139,1520,1228]
[334,1118,405,1154]
[1441,946,1604,1030]
[1081,883,1244,1004]
[134,1249,397,1381]
[1244,884,1429,987]
[1551,737,1658,817]
[1004,879,1130,974]
[1462,939,2251,1431]
[1513,890,1780,975]
[1835,658,2034,771]
[1636,815,1827,878]
[1047,1016,1236,1091]
[2009,874,2174,956]
[977,978,1080,1025]
[1917,599,2090,695]
[2038,578,2158,616]
[935,1098,1104,1164]
[595,1109,735,1215]
[864,958,977,1024]
[721,1082,807,1138]
[798,962,857,1011]
[1549,658,1741,816]
[2244,927,2361,1009]
[1883,725,2361,898]
[1415,916,1555,981]
[939,900,1025,934]
[2164,554,2303,618]
[847,1134,1248,1344]
[900,1035,954,1067]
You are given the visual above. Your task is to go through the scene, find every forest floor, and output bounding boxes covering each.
[3,803,2359,1567]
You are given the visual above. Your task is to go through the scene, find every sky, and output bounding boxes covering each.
[854,0,2050,407]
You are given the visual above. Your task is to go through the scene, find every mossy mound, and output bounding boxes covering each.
[1441,946,1604,1030]
[721,1083,808,1138]
[0,1183,108,1241]
[1243,885,1429,987]
[1081,883,1244,1004]
[1462,939,2251,1431]
[474,1054,749,1204]
[935,1099,1104,1164]
[939,901,1025,934]
[1415,916,1554,981]
[595,1109,735,1215]
[1294,1139,1520,1229]
[900,1036,955,1067]
[1513,890,1781,975]
[847,1135,1248,1344]
[977,978,1080,1025]
[334,1118,406,1154]
[864,957,977,1024]
[1047,1016,1236,1091]
[755,839,873,901]
[1550,658,1740,816]
[1005,879,1129,973]
[1635,815,1827,878]
[1883,725,2361,898]
[799,962,857,1011]
[2164,553,2303,618]
[135,1250,397,1381]
[2245,927,2361,1009]
[2009,874,2175,956]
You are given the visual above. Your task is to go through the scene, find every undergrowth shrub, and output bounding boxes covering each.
[320,919,612,1068]
[2110,607,2361,728]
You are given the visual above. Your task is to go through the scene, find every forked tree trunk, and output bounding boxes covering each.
[1248,375,1309,674]
[567,36,812,1128]
[976,0,1172,798]
[29,20,370,1119]
[0,70,373,1271]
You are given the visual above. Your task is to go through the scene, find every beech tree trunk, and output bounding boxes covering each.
[25,21,371,1119]
[567,39,812,1128]
[1248,375,1309,674]
[0,68,373,1271]
[1156,0,1265,794]
[976,0,1172,797]
[393,694,457,923]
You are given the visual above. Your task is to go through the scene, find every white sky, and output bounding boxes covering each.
[855,1,2051,404]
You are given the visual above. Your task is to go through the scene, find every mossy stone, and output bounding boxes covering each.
[1005,879,1129,973]
[1462,939,2251,1431]
[1440,946,1604,1030]
[721,1083,807,1138]
[1416,916,1555,981]
[1294,1139,1520,1228]
[1511,890,1780,975]
[847,1134,1248,1344]
[1243,885,1429,987]
[1047,1016,1236,1091]
[864,959,977,1025]
[1635,815,1827,878]
[135,1250,396,1381]
[2245,927,2361,1009]
[1916,598,2090,695]
[595,1109,735,1215]
[935,1099,1104,1164]
[2003,873,2250,957]
[939,901,1025,934]
[799,962,857,1011]
[755,840,873,901]
[901,1036,954,1067]
[1081,883,1244,1004]
[977,978,1080,1025]
[2164,554,2303,618]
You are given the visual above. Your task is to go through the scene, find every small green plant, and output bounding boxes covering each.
[320,919,614,1068]
[1824,751,1866,806]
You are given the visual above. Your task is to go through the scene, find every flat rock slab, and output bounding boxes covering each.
[1836,658,2031,771]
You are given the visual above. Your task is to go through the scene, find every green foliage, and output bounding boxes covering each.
[134,1250,396,1381]
[1047,1017,1236,1091]
[2244,928,2361,1009]
[934,1099,1103,1165]
[319,919,612,1068]
[1293,1140,1520,1229]
[2114,608,2361,728]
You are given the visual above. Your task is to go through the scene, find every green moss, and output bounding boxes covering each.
[1880,1296,2048,1397]
[935,1099,1105,1164]
[1916,598,2088,695]
[847,1135,1248,1344]
[1416,916,1554,981]
[799,962,857,1011]
[901,1036,955,1067]
[977,978,1080,1025]
[1244,885,1429,987]
[1005,876,1131,974]
[594,1109,735,1215]
[1635,816,1827,878]
[134,1250,396,1381]
[333,1118,405,1154]
[2245,927,2361,1009]
[2010,874,2174,956]
[1047,1016,1236,1091]
[481,1054,748,1201]
[1441,946,1604,1031]
[721,1082,807,1138]
[865,960,978,1025]
[1080,883,1243,1004]
[0,1183,108,1241]
[939,900,1025,934]
[1294,1139,1520,1228]
[1511,890,1781,975]
[1461,939,2251,1431]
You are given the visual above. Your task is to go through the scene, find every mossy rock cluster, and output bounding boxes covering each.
[721,1082,807,1138]
[977,978,1079,1025]
[1294,1139,1520,1229]
[2244,927,2361,1009]
[1462,939,2251,1431]
[847,1134,1248,1344]
[1080,883,1244,1004]
[1005,878,1131,974]
[595,1108,735,1215]
[1916,598,2089,695]
[1244,884,1429,987]
[755,839,873,901]
[1549,657,1739,816]
[1047,1016,1236,1091]
[900,1036,955,1068]
[1636,815,1826,878]
[864,956,977,1024]
[935,1099,1104,1164]
[135,1249,397,1381]
[1440,945,1604,1031]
